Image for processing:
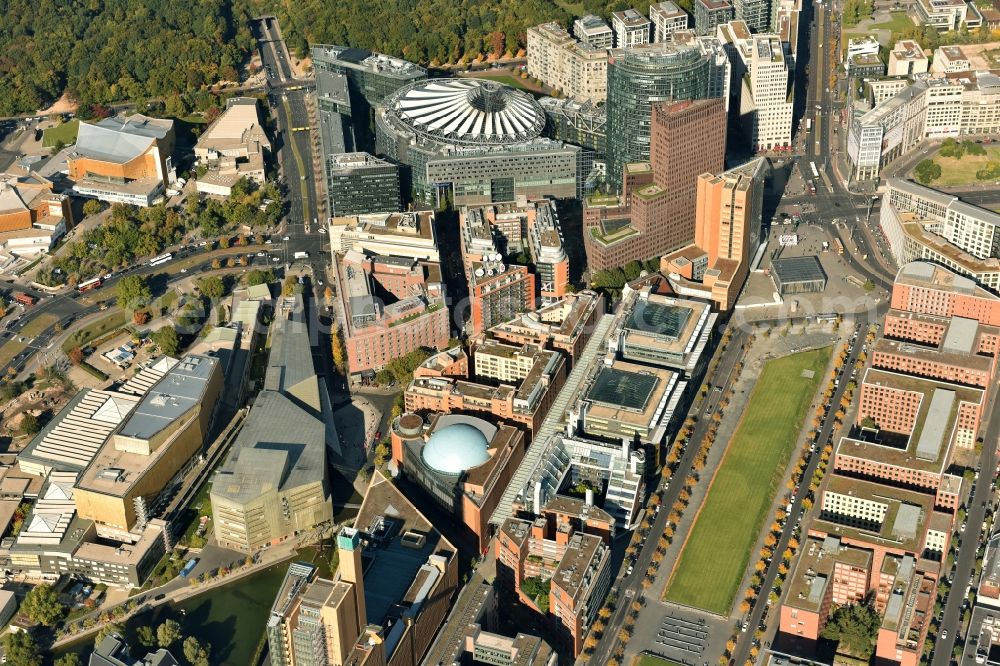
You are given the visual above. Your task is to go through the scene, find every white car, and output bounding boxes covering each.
[319,227,327,234]
[180,268,187,273]
[282,236,290,241]
[104,273,113,280]
[257,251,266,257]
[272,257,280,263]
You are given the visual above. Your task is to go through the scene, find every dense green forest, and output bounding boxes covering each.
[0,0,253,115]
[0,0,670,115]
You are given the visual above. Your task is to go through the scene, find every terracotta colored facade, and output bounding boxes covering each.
[583,98,727,271]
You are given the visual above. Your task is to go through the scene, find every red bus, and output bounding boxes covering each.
[14,293,37,306]
[77,277,102,292]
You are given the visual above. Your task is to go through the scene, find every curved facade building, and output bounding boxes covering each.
[377,79,581,206]
[606,43,712,184]
[390,412,526,551]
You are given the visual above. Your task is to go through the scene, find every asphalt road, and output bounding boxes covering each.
[930,395,1000,666]
[588,328,749,666]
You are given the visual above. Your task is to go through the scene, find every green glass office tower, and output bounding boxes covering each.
[606,42,713,185]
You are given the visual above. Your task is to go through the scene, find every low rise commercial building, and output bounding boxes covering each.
[390,413,525,552]
[335,251,450,377]
[194,98,270,197]
[328,210,439,262]
[210,390,332,552]
[848,73,1000,181]
[888,40,930,77]
[267,478,458,666]
[496,496,614,656]
[73,355,222,541]
[770,256,828,294]
[0,172,71,257]
[69,114,175,206]
[526,22,609,104]
[608,288,716,376]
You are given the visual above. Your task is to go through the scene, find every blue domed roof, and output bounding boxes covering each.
[421,423,490,475]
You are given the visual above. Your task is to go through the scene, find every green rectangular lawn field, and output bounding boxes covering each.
[664,347,832,615]
[634,655,684,666]
[42,119,79,148]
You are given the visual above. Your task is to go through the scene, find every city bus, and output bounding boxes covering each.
[810,161,819,179]
[149,253,173,267]
[77,277,103,292]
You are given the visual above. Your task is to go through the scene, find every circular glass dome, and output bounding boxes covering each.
[421,423,490,475]
[387,78,545,147]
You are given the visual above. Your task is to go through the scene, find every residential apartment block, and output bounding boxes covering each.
[487,290,605,366]
[574,14,614,48]
[462,200,569,305]
[612,9,652,47]
[650,2,690,41]
[405,341,567,439]
[267,481,458,666]
[460,206,537,335]
[496,496,614,656]
[662,157,767,309]
[334,251,450,377]
[695,0,735,36]
[527,22,609,104]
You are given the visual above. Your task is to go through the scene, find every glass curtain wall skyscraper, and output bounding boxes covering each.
[606,42,713,185]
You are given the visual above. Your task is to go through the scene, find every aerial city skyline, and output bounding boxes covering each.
[0,0,997,665]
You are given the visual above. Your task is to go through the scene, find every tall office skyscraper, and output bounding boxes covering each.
[606,41,713,184]
[584,98,727,270]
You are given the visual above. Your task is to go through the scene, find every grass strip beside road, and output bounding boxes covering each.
[62,311,128,353]
[0,340,27,371]
[19,312,60,338]
[281,97,311,224]
[664,347,832,615]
